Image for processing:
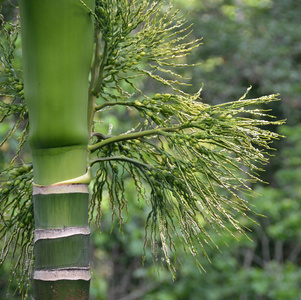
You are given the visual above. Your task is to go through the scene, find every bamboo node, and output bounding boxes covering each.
[33,184,89,195]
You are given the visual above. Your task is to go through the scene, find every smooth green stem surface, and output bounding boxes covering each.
[34,192,89,229]
[19,0,95,185]
[32,146,88,186]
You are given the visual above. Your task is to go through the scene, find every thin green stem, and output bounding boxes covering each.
[88,27,102,131]
[95,100,140,111]
[90,156,152,169]
[89,126,181,152]
[88,31,110,132]
[91,39,109,95]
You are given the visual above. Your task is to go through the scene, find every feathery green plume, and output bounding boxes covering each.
[0,0,284,297]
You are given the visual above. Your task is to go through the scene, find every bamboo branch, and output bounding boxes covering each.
[90,156,152,169]
[88,126,181,152]
[88,27,102,131]
[94,100,141,111]
[88,30,109,131]
[91,39,109,95]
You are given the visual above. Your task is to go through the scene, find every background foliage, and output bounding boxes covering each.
[1,0,300,299]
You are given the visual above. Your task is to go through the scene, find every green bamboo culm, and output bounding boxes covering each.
[32,185,91,299]
[18,0,95,298]
[19,0,94,185]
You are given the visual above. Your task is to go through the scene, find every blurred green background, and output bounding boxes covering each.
[1,0,301,299]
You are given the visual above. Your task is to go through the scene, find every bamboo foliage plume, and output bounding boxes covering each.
[0,0,284,298]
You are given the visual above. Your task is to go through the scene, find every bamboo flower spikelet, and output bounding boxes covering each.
[0,0,284,299]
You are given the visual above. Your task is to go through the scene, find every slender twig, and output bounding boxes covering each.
[90,156,151,169]
[92,40,109,95]
[94,100,142,111]
[88,126,181,152]
[91,132,109,140]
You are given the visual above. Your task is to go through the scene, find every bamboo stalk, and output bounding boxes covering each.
[19,0,95,298]
[33,184,90,299]
[19,0,94,185]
